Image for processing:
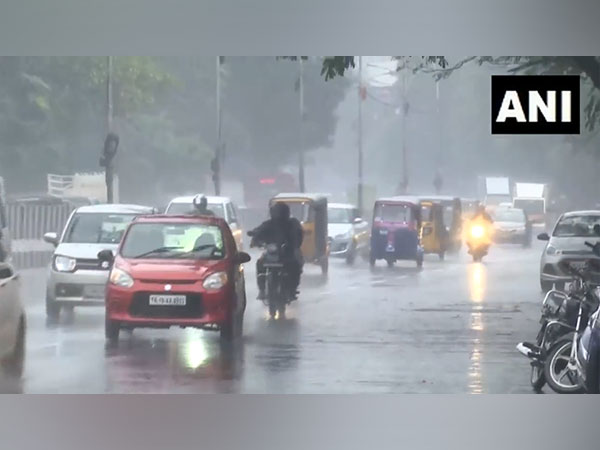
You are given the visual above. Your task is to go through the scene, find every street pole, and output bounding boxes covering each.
[214,56,222,196]
[401,72,408,194]
[357,56,363,214]
[434,79,442,194]
[106,56,114,203]
[298,57,305,193]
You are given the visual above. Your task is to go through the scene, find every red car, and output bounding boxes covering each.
[99,215,251,342]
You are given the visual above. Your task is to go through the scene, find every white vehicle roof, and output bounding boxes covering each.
[168,195,232,205]
[74,204,155,214]
[562,210,600,218]
[328,203,356,209]
[485,177,510,195]
[515,183,545,198]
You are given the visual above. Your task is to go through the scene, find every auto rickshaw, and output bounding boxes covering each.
[370,196,424,268]
[419,199,448,260]
[419,196,463,256]
[270,193,329,274]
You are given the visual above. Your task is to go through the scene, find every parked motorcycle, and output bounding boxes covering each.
[518,256,600,393]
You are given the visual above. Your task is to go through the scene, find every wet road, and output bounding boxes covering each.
[16,241,547,393]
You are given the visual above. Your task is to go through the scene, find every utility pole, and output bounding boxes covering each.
[357,56,364,214]
[298,57,305,192]
[213,56,223,196]
[400,71,408,194]
[104,56,116,203]
[434,80,443,194]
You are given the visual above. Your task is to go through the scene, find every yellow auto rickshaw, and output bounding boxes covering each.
[270,193,329,274]
[420,196,463,254]
[419,199,448,260]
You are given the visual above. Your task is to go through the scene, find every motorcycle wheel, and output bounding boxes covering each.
[268,302,277,319]
[530,363,546,392]
[544,338,585,394]
[386,258,394,268]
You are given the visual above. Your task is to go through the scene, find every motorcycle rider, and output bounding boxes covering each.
[472,204,493,224]
[192,195,214,216]
[249,202,303,300]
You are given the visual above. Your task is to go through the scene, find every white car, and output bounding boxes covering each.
[165,195,244,250]
[0,182,11,260]
[327,203,369,264]
[0,261,25,380]
[43,204,156,320]
[538,210,600,292]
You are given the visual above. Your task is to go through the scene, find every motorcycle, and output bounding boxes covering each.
[465,218,493,262]
[516,287,572,391]
[520,257,599,393]
[248,230,295,319]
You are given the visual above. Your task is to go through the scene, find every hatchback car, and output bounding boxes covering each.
[165,195,244,250]
[327,203,369,264]
[492,207,529,245]
[101,214,251,342]
[43,204,156,319]
[0,261,25,380]
[538,210,600,292]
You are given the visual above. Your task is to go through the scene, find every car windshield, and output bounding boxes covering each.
[166,202,225,219]
[328,208,353,224]
[63,213,137,244]
[553,215,600,238]
[513,199,544,215]
[375,203,412,222]
[121,222,225,259]
[493,209,525,223]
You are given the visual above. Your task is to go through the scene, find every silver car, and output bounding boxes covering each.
[43,204,155,320]
[538,210,600,292]
[327,203,369,265]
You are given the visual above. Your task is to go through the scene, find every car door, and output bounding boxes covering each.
[0,263,19,359]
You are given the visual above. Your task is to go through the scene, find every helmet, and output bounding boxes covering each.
[193,194,208,210]
[270,202,290,221]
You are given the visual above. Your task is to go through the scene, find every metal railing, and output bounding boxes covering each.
[7,202,73,240]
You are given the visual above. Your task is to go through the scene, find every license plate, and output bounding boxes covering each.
[149,295,186,306]
[84,285,105,298]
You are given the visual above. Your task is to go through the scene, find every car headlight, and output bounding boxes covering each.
[109,268,134,288]
[546,246,561,255]
[54,255,76,272]
[203,272,228,291]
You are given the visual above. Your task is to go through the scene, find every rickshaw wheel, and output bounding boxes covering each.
[438,251,445,261]
[386,259,394,268]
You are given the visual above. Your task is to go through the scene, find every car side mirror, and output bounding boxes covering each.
[43,232,59,247]
[353,217,363,224]
[236,251,251,264]
[97,249,115,264]
[537,232,550,241]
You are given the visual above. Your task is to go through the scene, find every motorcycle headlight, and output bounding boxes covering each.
[546,246,561,255]
[470,225,485,239]
[54,255,76,272]
[109,268,134,288]
[203,272,228,291]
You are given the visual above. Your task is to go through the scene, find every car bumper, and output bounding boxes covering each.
[47,268,109,305]
[106,284,233,329]
[494,230,526,243]
[329,238,353,257]
[540,254,599,282]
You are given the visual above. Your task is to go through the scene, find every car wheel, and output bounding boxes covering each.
[105,317,120,342]
[46,296,60,321]
[1,315,25,378]
[540,280,553,293]
[220,311,242,341]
